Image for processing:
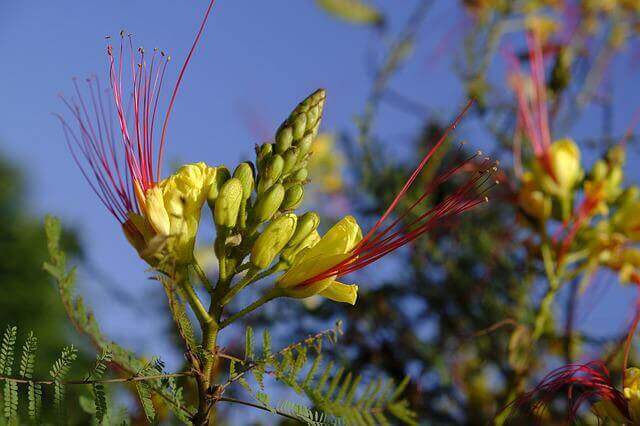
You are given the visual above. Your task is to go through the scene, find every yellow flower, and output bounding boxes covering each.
[525,15,559,43]
[276,216,361,304]
[613,200,640,242]
[124,162,217,266]
[307,133,344,194]
[593,367,640,423]
[535,138,583,198]
[518,171,551,221]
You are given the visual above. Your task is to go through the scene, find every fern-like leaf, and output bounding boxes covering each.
[133,359,164,423]
[262,329,271,359]
[0,325,17,375]
[27,381,42,422]
[135,380,156,423]
[49,345,78,416]
[44,216,193,421]
[19,331,39,422]
[1,325,18,421]
[245,327,254,361]
[88,349,112,422]
[19,331,37,379]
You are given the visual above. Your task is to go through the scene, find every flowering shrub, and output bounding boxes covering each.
[1,0,640,424]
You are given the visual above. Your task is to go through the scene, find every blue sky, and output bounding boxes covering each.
[1,0,639,376]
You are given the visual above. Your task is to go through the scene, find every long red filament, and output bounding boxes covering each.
[58,0,217,224]
[504,360,629,422]
[293,102,499,289]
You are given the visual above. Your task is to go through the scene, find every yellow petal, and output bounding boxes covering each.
[592,400,629,423]
[278,253,350,288]
[299,215,362,262]
[145,187,171,236]
[551,138,581,193]
[283,276,336,299]
[319,281,358,305]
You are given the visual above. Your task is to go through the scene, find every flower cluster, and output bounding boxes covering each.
[510,30,640,286]
[59,35,493,307]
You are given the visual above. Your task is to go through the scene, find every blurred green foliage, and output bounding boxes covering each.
[0,153,91,423]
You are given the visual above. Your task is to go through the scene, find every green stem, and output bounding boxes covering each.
[220,287,284,329]
[220,267,260,306]
[221,263,285,306]
[192,262,215,294]
[193,321,219,425]
[235,262,252,273]
[532,242,562,341]
[178,273,212,326]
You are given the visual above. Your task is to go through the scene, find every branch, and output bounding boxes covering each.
[221,322,343,391]
[0,372,193,386]
[217,397,300,421]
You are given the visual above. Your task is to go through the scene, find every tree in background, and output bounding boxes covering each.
[0,154,93,423]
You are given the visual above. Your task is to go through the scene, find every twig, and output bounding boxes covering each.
[217,397,300,421]
[0,372,193,386]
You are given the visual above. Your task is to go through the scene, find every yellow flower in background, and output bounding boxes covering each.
[525,15,559,42]
[613,200,640,242]
[307,133,344,195]
[534,138,583,199]
[518,171,551,221]
[276,215,361,304]
[593,367,640,423]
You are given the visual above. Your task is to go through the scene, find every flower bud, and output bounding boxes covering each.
[275,126,293,153]
[306,105,320,128]
[256,143,273,172]
[233,162,255,200]
[550,138,582,195]
[251,213,297,269]
[282,147,299,175]
[214,178,243,228]
[613,200,640,241]
[608,145,626,166]
[592,160,608,182]
[619,186,640,208]
[287,212,320,247]
[292,113,308,140]
[257,154,284,193]
[281,184,304,210]
[207,166,230,207]
[253,183,285,223]
[281,230,320,264]
[292,168,308,182]
[278,89,325,144]
[536,138,582,198]
[297,134,314,161]
[519,172,551,221]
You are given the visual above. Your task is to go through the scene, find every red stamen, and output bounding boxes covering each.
[504,360,629,423]
[293,101,498,289]
[58,0,217,224]
[506,31,556,180]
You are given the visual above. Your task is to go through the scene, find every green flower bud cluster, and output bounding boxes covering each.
[203,89,326,284]
[251,89,326,224]
[251,211,321,270]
